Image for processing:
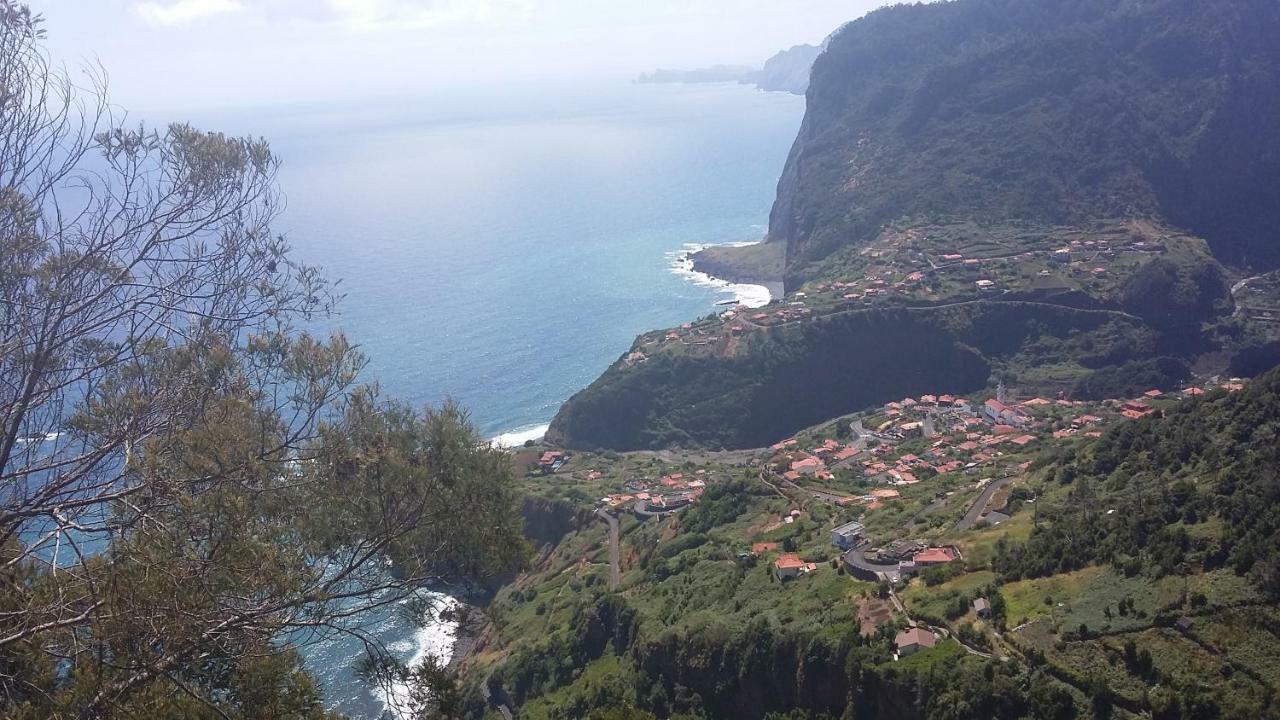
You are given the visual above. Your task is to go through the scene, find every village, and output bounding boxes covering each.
[618,221,1212,365]
[513,373,1250,660]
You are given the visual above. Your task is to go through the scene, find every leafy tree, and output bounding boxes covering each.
[0,5,526,717]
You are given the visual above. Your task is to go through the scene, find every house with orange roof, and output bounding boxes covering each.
[773,553,818,581]
[889,469,918,484]
[913,546,960,566]
[896,628,936,658]
[791,457,824,475]
[1010,435,1037,447]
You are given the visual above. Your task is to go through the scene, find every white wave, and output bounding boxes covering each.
[666,241,773,309]
[16,432,61,445]
[380,594,461,719]
[491,423,549,448]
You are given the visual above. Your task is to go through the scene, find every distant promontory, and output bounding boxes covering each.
[637,42,826,95]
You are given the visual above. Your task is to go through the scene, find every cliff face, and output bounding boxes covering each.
[548,0,1280,451]
[753,43,825,94]
[769,0,1280,284]
[547,300,1182,451]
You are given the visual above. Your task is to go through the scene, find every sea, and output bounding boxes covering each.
[178,78,805,717]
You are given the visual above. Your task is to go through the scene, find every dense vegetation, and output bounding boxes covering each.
[995,366,1280,599]
[773,0,1280,282]
[550,301,1172,450]
[0,7,526,717]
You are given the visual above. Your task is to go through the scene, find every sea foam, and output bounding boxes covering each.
[667,240,773,309]
[491,423,550,448]
[379,594,461,719]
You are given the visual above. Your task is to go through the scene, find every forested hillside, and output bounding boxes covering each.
[769,0,1280,285]
[997,367,1280,598]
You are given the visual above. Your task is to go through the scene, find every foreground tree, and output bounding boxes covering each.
[0,3,525,717]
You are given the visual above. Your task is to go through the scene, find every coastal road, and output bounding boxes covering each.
[596,509,620,590]
[953,476,1014,532]
[738,296,1146,334]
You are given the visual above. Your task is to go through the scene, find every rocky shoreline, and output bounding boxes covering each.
[689,240,786,298]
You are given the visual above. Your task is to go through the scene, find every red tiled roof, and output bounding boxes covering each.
[896,627,936,649]
[775,553,805,570]
[913,547,958,564]
[833,447,858,461]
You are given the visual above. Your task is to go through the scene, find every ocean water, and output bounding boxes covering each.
[192,79,805,717]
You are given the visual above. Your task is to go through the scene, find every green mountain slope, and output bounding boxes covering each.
[550,0,1280,451]
[769,0,1280,285]
[470,371,1280,719]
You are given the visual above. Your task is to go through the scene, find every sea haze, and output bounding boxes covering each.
[234,80,803,442]
[178,80,804,717]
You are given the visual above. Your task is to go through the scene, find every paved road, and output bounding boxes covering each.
[596,509,620,590]
[842,546,902,583]
[738,296,1146,334]
[954,476,1013,532]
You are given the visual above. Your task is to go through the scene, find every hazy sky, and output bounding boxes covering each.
[30,0,886,113]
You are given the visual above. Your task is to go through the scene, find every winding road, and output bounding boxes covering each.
[842,546,902,583]
[953,476,1014,532]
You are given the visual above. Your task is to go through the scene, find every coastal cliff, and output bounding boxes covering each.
[706,0,1280,289]
[549,0,1280,451]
